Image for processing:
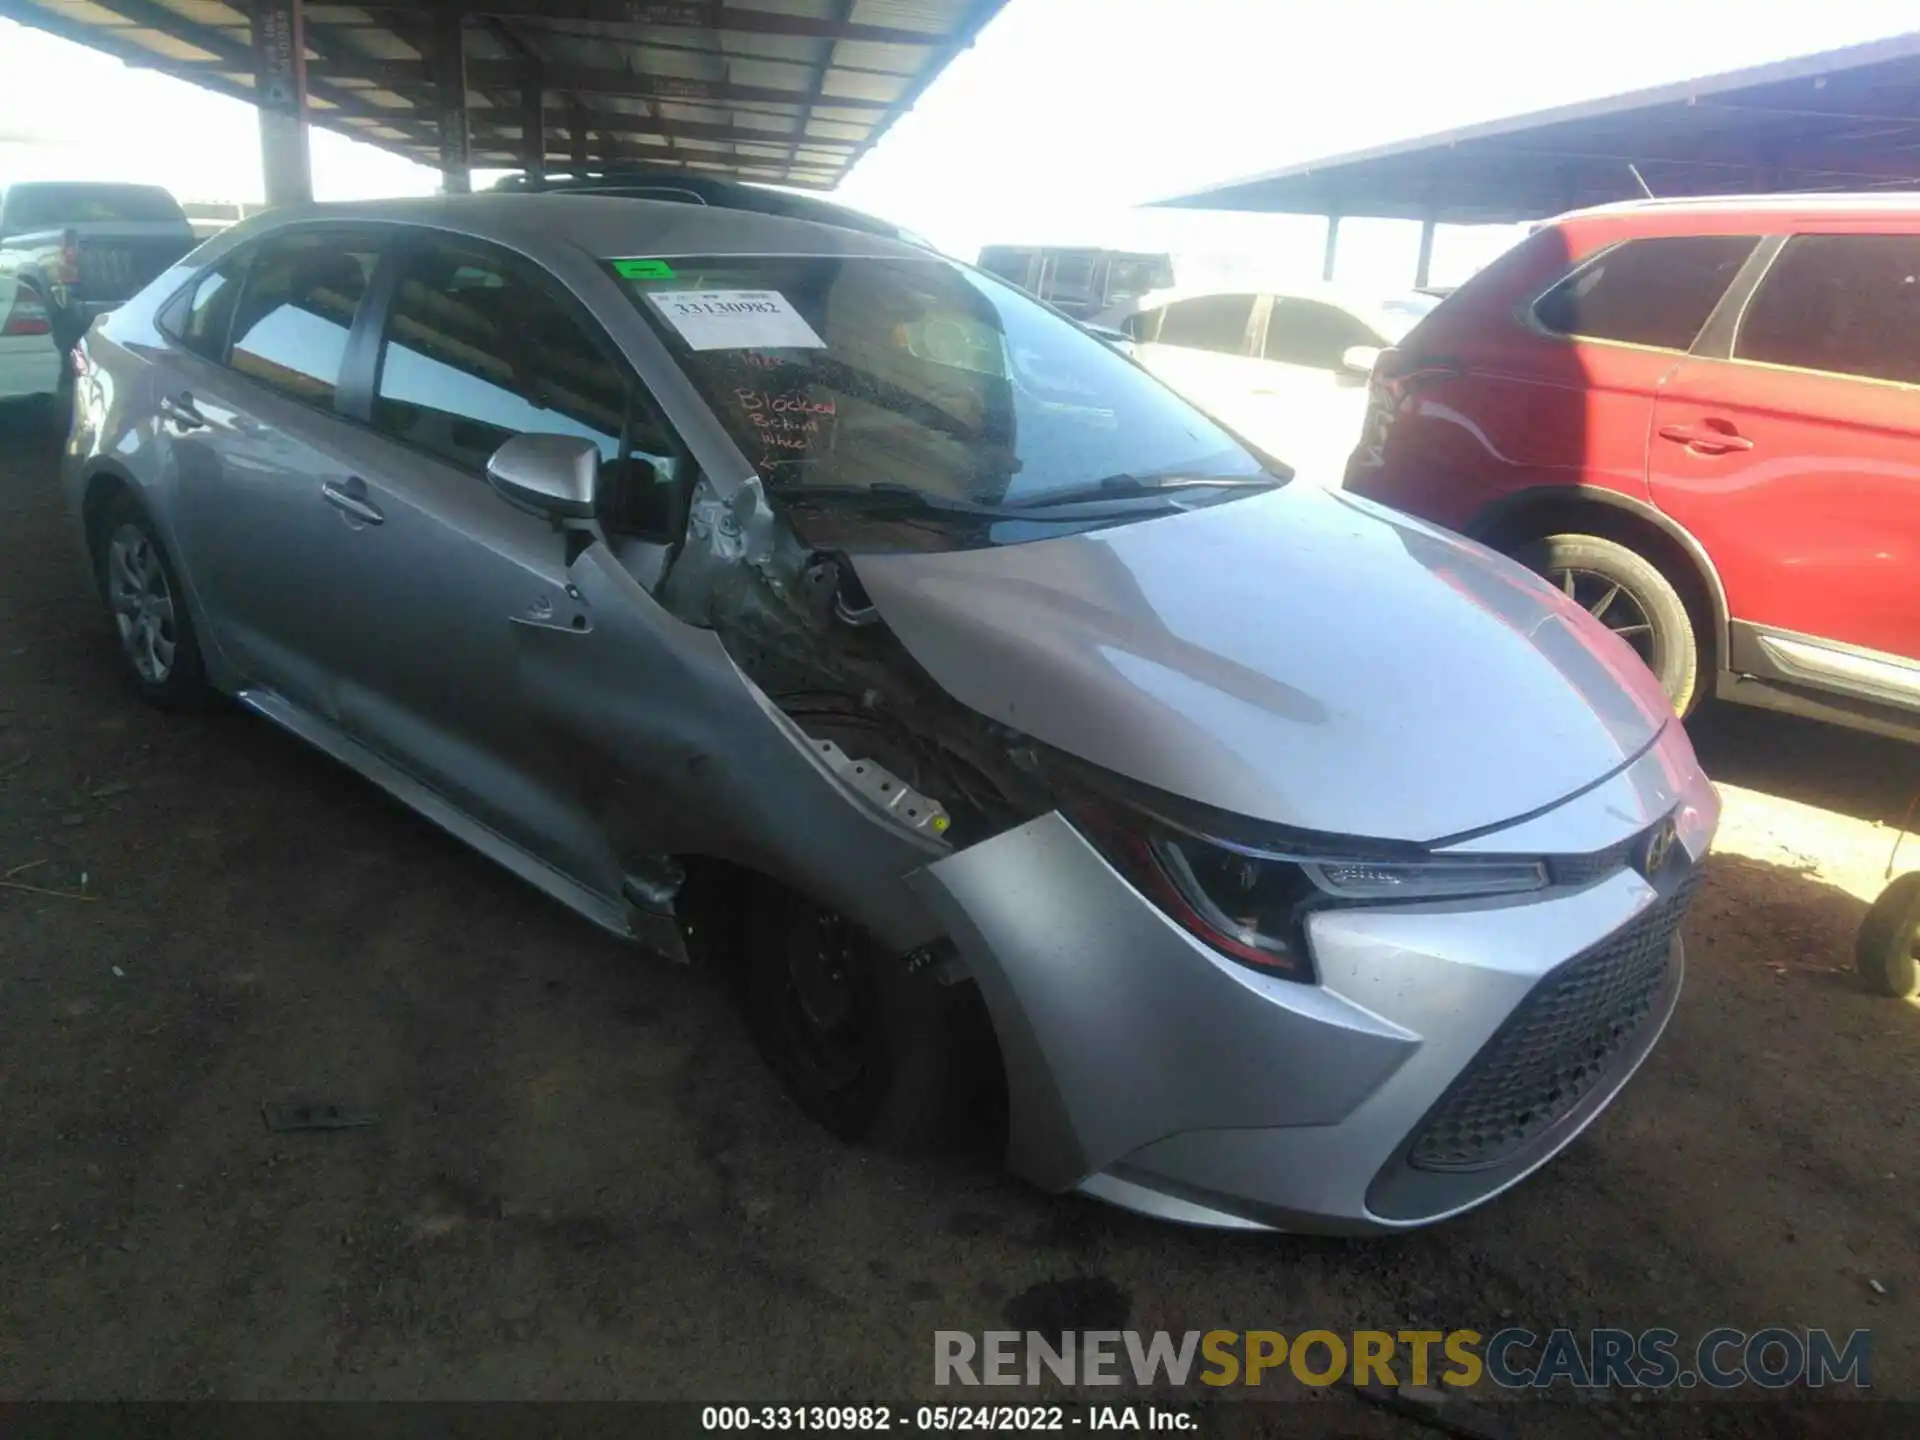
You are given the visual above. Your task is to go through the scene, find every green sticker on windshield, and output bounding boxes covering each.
[613,258,677,280]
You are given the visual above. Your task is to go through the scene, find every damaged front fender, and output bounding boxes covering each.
[512,535,953,955]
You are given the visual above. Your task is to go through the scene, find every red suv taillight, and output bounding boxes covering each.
[1,289,52,336]
[1349,347,1465,480]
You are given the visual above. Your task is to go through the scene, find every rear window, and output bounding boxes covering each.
[1533,235,1758,351]
[1736,234,1920,386]
[3,183,185,229]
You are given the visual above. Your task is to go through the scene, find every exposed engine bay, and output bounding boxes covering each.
[657,474,1056,857]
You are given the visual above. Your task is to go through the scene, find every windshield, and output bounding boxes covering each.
[4,183,185,228]
[608,254,1269,518]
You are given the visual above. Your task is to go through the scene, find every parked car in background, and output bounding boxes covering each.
[1096,285,1439,481]
[1347,194,1920,735]
[66,195,1717,1233]
[0,182,197,368]
[0,269,62,420]
[976,246,1174,319]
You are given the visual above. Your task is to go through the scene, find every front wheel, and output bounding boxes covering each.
[1512,532,1701,715]
[728,876,960,1154]
[1856,873,1920,1000]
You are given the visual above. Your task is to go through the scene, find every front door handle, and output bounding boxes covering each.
[321,480,384,525]
[158,391,206,430]
[1657,421,1754,455]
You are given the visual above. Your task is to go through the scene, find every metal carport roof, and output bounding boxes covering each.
[0,0,1005,191]
[1153,31,1920,224]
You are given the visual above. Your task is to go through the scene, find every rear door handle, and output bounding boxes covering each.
[321,480,384,526]
[1657,421,1753,454]
[158,391,206,430]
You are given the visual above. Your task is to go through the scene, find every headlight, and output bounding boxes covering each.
[1065,798,1547,983]
[1303,858,1548,899]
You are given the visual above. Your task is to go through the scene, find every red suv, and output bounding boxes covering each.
[1347,195,1920,738]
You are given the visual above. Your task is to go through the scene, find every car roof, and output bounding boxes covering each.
[1101,282,1418,320]
[1552,191,1920,225]
[225,193,931,264]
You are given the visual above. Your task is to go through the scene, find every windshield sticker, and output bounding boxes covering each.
[646,289,826,351]
[612,258,677,280]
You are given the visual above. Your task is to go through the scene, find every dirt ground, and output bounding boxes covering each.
[1,412,1914,1436]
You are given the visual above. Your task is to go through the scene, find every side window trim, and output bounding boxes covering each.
[1687,235,1786,361]
[337,235,403,424]
[1248,294,1276,358]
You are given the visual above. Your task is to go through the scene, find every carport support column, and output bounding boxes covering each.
[1321,214,1341,283]
[521,63,546,189]
[436,7,471,195]
[252,0,311,207]
[1414,213,1437,289]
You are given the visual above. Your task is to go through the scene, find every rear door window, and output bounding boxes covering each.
[227,230,381,409]
[1533,235,1758,351]
[1148,294,1259,354]
[1264,298,1380,369]
[1735,234,1920,386]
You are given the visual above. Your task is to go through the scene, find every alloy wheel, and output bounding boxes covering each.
[106,524,177,685]
[1548,565,1662,671]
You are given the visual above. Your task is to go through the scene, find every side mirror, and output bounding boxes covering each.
[485,433,599,523]
[1339,344,1384,380]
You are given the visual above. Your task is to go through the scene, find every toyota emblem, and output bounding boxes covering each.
[1640,819,1678,878]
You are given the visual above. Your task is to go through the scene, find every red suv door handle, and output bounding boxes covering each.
[1657,421,1754,455]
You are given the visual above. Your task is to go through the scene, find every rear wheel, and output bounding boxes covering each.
[1512,532,1700,715]
[91,493,214,711]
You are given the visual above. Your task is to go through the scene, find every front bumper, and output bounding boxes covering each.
[910,720,1718,1233]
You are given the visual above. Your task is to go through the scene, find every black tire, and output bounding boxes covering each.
[91,492,215,711]
[1512,532,1701,715]
[731,875,958,1153]
[1856,873,1920,1000]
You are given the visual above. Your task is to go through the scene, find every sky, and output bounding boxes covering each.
[3,0,1918,291]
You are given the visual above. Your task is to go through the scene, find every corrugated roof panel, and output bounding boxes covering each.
[848,0,958,34]
[828,40,932,73]
[719,57,816,90]
[821,70,909,103]
[340,29,423,61]
[153,0,245,27]
[715,31,822,63]
[7,0,1011,185]
[803,119,870,143]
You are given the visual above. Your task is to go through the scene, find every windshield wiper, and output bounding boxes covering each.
[1007,473,1283,510]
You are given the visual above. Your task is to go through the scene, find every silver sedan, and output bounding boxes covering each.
[63,196,1718,1232]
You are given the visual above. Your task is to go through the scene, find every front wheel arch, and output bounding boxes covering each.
[1468,491,1725,676]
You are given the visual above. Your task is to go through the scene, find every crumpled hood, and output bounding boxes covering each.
[850,484,1675,845]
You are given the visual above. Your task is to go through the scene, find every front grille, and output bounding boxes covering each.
[1408,871,1700,1171]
